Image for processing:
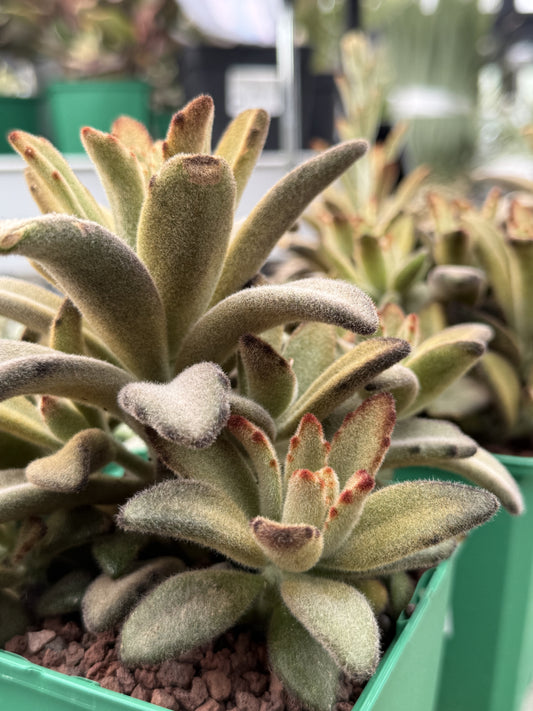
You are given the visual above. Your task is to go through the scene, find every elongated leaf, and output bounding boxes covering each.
[268,602,340,711]
[119,362,230,449]
[82,557,185,632]
[0,469,141,523]
[0,215,168,380]
[228,393,277,441]
[278,338,410,437]
[282,469,329,529]
[163,95,214,158]
[384,417,477,465]
[50,298,83,354]
[284,414,330,484]
[176,278,379,370]
[364,364,420,414]
[322,481,499,572]
[215,108,270,204]
[117,478,266,569]
[226,415,282,521]
[328,393,396,488]
[8,131,111,226]
[211,140,369,303]
[148,432,260,517]
[40,395,89,441]
[137,154,235,360]
[237,334,296,418]
[120,568,264,666]
[478,350,521,429]
[283,322,338,397]
[0,341,134,416]
[24,166,66,214]
[0,396,61,450]
[81,127,146,248]
[402,324,493,417]
[322,470,375,557]
[26,428,116,492]
[250,517,323,572]
[281,575,379,678]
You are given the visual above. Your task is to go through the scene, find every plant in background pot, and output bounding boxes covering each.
[0,96,524,711]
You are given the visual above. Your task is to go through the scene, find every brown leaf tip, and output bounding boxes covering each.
[352,469,375,494]
[183,155,223,186]
[251,517,319,550]
[293,468,316,483]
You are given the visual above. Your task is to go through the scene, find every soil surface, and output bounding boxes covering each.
[4,616,379,711]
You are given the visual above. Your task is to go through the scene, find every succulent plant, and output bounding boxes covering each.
[90,393,501,711]
[422,188,533,450]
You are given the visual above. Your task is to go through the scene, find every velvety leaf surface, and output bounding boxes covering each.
[283,414,330,484]
[322,470,375,557]
[250,517,323,572]
[364,364,420,415]
[119,569,264,665]
[283,323,337,397]
[0,396,61,450]
[117,478,266,569]
[163,96,214,158]
[384,417,478,465]
[282,469,329,529]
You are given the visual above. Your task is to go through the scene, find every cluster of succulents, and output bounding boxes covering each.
[0,95,524,711]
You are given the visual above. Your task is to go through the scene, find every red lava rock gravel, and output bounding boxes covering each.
[4,618,366,711]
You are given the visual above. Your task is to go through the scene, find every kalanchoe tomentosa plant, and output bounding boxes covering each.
[91,393,501,711]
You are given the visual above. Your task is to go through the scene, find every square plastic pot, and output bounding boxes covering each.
[0,557,455,711]
[395,454,533,711]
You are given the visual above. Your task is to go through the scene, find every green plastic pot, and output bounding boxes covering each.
[0,557,455,711]
[45,79,150,153]
[395,454,533,711]
[0,97,42,152]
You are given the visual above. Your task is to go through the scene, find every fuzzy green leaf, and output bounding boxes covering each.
[81,126,146,248]
[118,478,266,569]
[478,350,522,429]
[322,470,375,557]
[120,568,264,665]
[250,517,323,572]
[228,393,277,442]
[119,362,230,449]
[215,108,270,204]
[237,334,296,418]
[50,298,83,355]
[348,538,459,578]
[226,415,282,521]
[281,574,380,678]
[0,469,140,523]
[364,364,420,415]
[163,96,214,158]
[40,396,89,442]
[384,417,478,466]
[0,215,168,380]
[0,396,61,450]
[428,265,486,305]
[322,481,499,573]
[282,469,329,529]
[284,414,330,484]
[177,278,379,370]
[0,341,134,417]
[278,338,411,437]
[25,428,116,492]
[211,140,368,303]
[8,131,111,227]
[283,322,338,397]
[360,234,388,294]
[268,601,339,711]
[92,531,150,579]
[148,432,259,517]
[83,557,185,632]
[137,154,235,360]
[402,324,493,417]
[36,570,93,617]
[328,393,396,488]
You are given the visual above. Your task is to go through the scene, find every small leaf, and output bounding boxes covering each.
[92,531,150,579]
[211,139,369,303]
[284,413,330,484]
[268,601,339,711]
[237,334,296,418]
[282,469,329,529]
[163,96,214,158]
[119,362,231,449]
[250,517,323,572]
[360,234,387,294]
[50,298,83,355]
[322,470,375,557]
[25,428,116,492]
[226,415,282,521]
[215,108,270,204]
[120,568,264,665]
[281,574,380,678]
[83,557,185,632]
[40,395,89,442]
[364,364,420,414]
[118,479,266,569]
[322,480,499,573]
[176,278,379,370]
[328,393,396,488]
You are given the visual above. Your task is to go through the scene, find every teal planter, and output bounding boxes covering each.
[0,558,455,711]
[0,96,42,152]
[46,79,150,153]
[395,454,533,711]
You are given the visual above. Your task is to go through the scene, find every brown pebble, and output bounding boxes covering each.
[42,617,64,634]
[157,659,195,688]
[203,670,232,701]
[82,631,97,646]
[235,691,261,711]
[104,646,118,663]
[151,688,179,710]
[100,675,123,693]
[85,640,109,668]
[65,641,84,666]
[197,699,224,711]
[61,621,82,643]
[174,677,209,711]
[178,647,206,664]
[56,663,80,676]
[131,683,152,702]
[242,672,268,697]
[269,675,284,703]
[45,636,67,653]
[335,703,354,711]
[42,647,65,667]
[27,630,56,654]
[116,665,136,694]
[4,635,27,655]
[134,667,158,690]
[86,661,105,680]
